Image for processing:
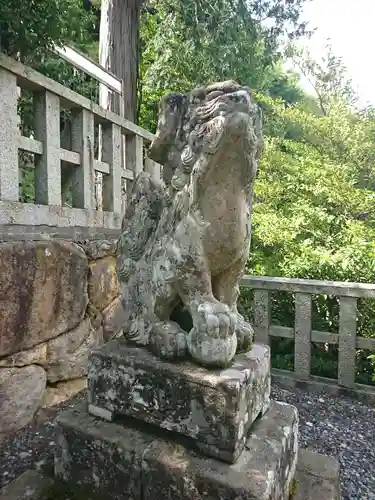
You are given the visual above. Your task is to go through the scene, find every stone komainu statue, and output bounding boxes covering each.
[116,81,263,367]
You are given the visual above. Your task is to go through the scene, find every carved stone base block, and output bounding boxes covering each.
[87,340,271,463]
[54,400,298,500]
[54,403,154,500]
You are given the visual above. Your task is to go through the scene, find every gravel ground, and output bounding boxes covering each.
[272,385,375,500]
[0,385,374,499]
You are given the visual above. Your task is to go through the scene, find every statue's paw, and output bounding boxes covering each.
[148,321,187,361]
[235,314,254,353]
[187,301,238,367]
[196,301,237,339]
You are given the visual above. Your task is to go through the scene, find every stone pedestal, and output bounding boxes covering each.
[55,400,298,500]
[52,342,340,499]
[87,340,270,463]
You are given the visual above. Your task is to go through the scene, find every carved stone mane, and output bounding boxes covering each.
[116,81,263,367]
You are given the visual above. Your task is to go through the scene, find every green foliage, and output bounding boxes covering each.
[266,69,305,105]
[1,0,99,204]
[138,0,309,130]
[250,95,375,280]
[3,0,375,383]
[0,0,93,60]
[236,42,375,384]
[286,43,357,115]
[247,88,375,384]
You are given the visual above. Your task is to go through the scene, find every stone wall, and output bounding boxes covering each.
[0,238,124,438]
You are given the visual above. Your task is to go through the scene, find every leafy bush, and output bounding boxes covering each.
[0,0,92,60]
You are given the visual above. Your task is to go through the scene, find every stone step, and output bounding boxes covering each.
[0,455,340,500]
[54,399,298,500]
[0,470,53,500]
[294,449,341,500]
[87,340,271,463]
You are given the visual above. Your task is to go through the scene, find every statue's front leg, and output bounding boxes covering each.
[211,253,254,353]
[170,214,237,367]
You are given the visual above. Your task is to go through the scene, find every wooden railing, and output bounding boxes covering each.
[241,275,375,398]
[0,53,160,230]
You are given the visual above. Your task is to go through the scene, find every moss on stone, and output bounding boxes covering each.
[41,479,101,500]
[289,477,299,499]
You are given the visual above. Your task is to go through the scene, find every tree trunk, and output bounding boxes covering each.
[99,0,141,120]
[97,0,142,210]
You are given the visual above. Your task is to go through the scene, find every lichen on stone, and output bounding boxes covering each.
[116,81,263,368]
